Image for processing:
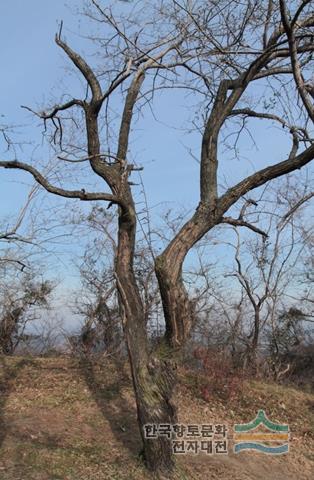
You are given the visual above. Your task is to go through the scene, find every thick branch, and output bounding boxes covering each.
[0,160,120,204]
[117,71,145,162]
[117,43,181,162]
[55,35,102,103]
[263,0,274,48]
[219,143,314,214]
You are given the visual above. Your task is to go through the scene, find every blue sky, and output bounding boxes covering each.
[0,0,298,215]
[0,1,313,329]
[0,1,200,216]
[0,1,78,208]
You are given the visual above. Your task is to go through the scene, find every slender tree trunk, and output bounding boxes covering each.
[246,309,260,372]
[115,204,177,476]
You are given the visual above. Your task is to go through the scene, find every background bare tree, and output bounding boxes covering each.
[224,178,312,364]
[0,272,53,355]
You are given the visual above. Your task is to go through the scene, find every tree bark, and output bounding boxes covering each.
[115,202,177,476]
[155,206,218,347]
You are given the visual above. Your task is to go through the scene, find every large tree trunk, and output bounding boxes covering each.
[130,356,178,475]
[155,206,218,347]
[155,263,195,348]
[115,204,177,476]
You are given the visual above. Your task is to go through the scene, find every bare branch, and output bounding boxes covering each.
[279,0,314,122]
[117,42,182,162]
[117,70,145,162]
[21,99,84,119]
[0,258,27,271]
[0,160,120,204]
[219,143,314,214]
[263,0,274,48]
[281,191,314,222]
[222,217,268,238]
[55,34,102,103]
[229,108,310,141]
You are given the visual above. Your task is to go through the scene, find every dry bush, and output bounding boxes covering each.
[193,346,245,401]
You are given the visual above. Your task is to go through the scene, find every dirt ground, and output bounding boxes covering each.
[0,355,313,479]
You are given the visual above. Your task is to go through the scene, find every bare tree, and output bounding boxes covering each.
[74,205,162,354]
[224,215,297,369]
[210,176,312,369]
[0,1,314,475]
[74,207,121,355]
[0,273,53,354]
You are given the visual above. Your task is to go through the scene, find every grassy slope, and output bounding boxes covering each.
[0,356,313,480]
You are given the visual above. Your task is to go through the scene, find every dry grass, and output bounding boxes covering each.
[0,355,313,479]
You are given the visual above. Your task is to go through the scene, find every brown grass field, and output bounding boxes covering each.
[0,355,313,479]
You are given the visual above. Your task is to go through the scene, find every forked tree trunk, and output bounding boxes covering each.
[115,205,177,476]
